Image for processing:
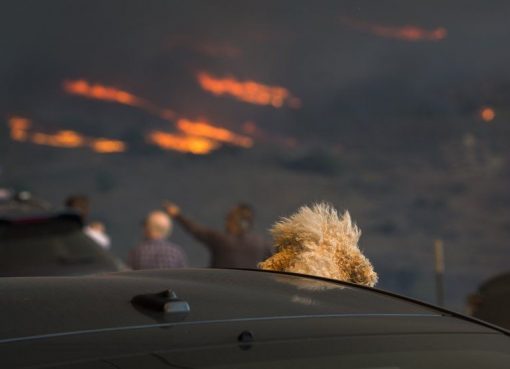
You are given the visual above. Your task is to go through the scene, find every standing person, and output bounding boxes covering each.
[127,210,187,270]
[163,201,272,269]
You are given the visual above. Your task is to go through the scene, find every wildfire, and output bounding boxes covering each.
[61,78,261,154]
[7,116,126,153]
[148,118,251,154]
[176,119,253,148]
[32,130,85,148]
[8,116,30,141]
[340,17,447,42]
[197,72,301,108]
[480,107,496,123]
[90,138,127,153]
[147,131,219,155]
[63,80,144,106]
[63,79,179,122]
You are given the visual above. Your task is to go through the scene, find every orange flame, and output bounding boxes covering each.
[7,116,126,153]
[90,138,127,153]
[176,119,253,148]
[8,116,31,141]
[197,72,301,108]
[63,79,178,121]
[147,131,219,155]
[31,130,85,148]
[63,80,143,106]
[480,107,495,122]
[340,17,447,42]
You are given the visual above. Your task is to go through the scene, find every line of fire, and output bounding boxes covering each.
[196,72,302,108]
[9,77,260,155]
[8,116,126,154]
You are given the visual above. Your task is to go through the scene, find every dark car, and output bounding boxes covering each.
[0,211,126,276]
[0,268,509,368]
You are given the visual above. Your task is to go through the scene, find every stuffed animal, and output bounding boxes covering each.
[259,203,378,287]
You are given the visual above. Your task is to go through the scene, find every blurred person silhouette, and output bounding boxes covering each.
[65,194,111,250]
[65,194,90,220]
[127,210,188,270]
[163,201,272,269]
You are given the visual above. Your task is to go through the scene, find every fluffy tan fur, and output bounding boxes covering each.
[259,203,378,287]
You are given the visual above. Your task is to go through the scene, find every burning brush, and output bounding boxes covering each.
[259,203,378,287]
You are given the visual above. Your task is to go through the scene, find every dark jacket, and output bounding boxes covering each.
[175,214,272,269]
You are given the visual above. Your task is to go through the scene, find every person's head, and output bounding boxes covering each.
[143,210,172,240]
[88,221,105,234]
[225,203,254,236]
[65,195,90,219]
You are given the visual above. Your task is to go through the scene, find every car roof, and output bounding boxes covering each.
[0,268,506,344]
[0,210,82,224]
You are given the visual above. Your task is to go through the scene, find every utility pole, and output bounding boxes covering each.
[434,239,445,307]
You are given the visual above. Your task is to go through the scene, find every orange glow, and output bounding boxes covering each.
[90,138,127,153]
[7,115,126,153]
[63,79,180,123]
[63,80,143,107]
[480,107,496,122]
[176,119,253,148]
[197,72,301,108]
[31,130,85,148]
[340,17,447,42]
[147,131,220,155]
[8,116,31,141]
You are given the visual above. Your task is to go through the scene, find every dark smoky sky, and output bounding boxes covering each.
[1,0,510,143]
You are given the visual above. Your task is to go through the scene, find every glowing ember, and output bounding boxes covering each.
[340,17,447,42]
[197,72,301,108]
[63,80,143,106]
[147,131,220,155]
[90,138,127,153]
[480,107,496,122]
[176,119,253,148]
[8,116,31,141]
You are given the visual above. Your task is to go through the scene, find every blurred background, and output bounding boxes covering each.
[1,0,509,312]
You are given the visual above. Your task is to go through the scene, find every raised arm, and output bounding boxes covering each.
[163,201,225,248]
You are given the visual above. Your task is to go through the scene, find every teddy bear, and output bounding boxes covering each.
[258,203,378,287]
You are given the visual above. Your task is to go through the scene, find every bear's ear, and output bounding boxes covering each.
[271,203,337,247]
[347,253,378,287]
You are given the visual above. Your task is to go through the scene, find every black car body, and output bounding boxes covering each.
[0,268,509,368]
[0,211,126,276]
